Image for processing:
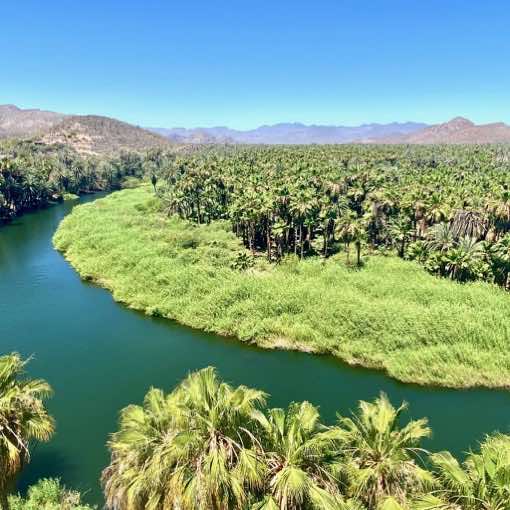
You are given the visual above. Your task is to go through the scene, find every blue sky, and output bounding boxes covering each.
[2,0,509,129]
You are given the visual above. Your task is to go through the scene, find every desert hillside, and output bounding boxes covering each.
[0,104,64,138]
[39,115,171,154]
[382,117,510,144]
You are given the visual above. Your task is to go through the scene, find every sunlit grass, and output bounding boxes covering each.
[54,187,510,388]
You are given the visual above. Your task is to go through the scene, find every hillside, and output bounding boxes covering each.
[383,117,510,144]
[150,121,428,144]
[0,104,64,138]
[40,115,171,154]
[0,105,172,154]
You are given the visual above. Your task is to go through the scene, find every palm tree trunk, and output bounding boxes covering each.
[267,225,272,262]
[356,241,361,266]
[196,200,202,224]
[0,482,9,510]
[299,224,304,259]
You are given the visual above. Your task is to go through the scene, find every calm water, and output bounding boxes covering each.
[1,195,510,504]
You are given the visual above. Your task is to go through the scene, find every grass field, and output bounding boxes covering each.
[53,187,510,388]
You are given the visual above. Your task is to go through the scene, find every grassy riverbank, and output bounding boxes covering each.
[54,187,510,388]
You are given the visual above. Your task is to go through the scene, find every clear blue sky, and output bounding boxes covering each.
[2,0,509,129]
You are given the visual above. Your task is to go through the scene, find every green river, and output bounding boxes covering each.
[1,194,510,505]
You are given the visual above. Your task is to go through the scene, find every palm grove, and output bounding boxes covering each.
[0,139,145,222]
[156,144,510,287]
[2,353,510,510]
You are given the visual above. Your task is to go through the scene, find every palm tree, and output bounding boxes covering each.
[489,234,510,288]
[423,193,449,227]
[487,187,510,234]
[337,215,366,267]
[450,210,488,241]
[251,401,348,510]
[444,237,486,282]
[102,367,267,510]
[388,216,414,258]
[429,433,510,509]
[425,223,455,253]
[339,393,432,509]
[0,354,54,510]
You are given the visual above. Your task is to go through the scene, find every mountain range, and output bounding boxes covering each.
[151,118,510,145]
[3,104,510,150]
[149,122,428,144]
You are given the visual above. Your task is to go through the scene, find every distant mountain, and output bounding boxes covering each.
[5,104,510,149]
[0,104,64,138]
[150,122,428,144]
[0,105,171,154]
[382,117,510,144]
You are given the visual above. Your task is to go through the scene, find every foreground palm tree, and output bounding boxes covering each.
[0,354,54,510]
[339,393,432,509]
[251,401,348,510]
[102,367,267,510]
[429,434,510,510]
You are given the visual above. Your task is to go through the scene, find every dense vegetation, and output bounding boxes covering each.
[102,366,510,510]
[8,479,93,510]
[0,354,93,510]
[0,139,148,222]
[2,354,510,510]
[155,144,510,288]
[54,187,510,388]
[0,354,55,509]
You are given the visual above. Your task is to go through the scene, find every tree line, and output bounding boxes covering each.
[0,140,147,223]
[153,144,510,287]
[2,353,510,510]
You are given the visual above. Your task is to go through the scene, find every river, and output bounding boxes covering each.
[1,194,510,505]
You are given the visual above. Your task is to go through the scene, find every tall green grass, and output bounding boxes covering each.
[53,187,510,388]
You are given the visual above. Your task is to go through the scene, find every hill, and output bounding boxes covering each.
[39,115,171,154]
[0,105,172,154]
[382,117,510,144]
[0,104,64,138]
[150,121,428,144]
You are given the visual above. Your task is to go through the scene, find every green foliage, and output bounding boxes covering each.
[231,251,255,271]
[339,394,432,508]
[54,187,510,388]
[0,354,55,505]
[156,144,510,288]
[102,367,267,510]
[8,479,94,510]
[62,192,80,201]
[0,140,145,222]
[103,368,510,510]
[251,401,346,509]
[430,434,510,509]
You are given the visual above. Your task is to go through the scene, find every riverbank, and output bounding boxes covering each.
[53,187,510,389]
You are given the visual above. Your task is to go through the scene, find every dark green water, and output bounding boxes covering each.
[1,195,510,504]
